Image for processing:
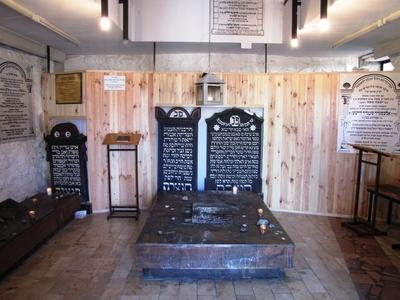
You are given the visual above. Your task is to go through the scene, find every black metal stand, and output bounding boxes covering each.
[342,145,389,236]
[106,144,139,219]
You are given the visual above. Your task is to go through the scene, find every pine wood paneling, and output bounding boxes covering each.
[85,72,156,211]
[43,71,400,217]
[42,73,86,133]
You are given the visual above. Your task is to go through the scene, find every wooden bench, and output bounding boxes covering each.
[367,184,400,224]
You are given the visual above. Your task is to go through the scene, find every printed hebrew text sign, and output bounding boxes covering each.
[212,0,264,36]
[0,60,34,143]
[156,107,201,191]
[206,108,263,193]
[337,73,400,154]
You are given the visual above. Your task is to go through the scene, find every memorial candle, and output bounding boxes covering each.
[232,185,238,195]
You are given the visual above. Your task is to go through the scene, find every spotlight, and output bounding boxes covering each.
[100,16,111,31]
[100,0,110,31]
[320,0,329,32]
[319,18,330,32]
[291,0,300,48]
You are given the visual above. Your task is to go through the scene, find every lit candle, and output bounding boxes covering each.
[257,208,263,216]
[32,197,38,205]
[46,187,52,196]
[232,185,238,195]
[28,210,36,219]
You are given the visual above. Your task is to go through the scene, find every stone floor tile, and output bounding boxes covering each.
[273,293,294,300]
[159,280,180,296]
[198,280,217,296]
[178,281,197,300]
[298,270,326,294]
[251,280,275,300]
[159,295,182,300]
[216,281,236,299]
[198,295,217,300]
[119,296,140,300]
[268,279,291,294]
[310,292,332,300]
[234,280,254,296]
[236,295,256,300]
[287,280,313,300]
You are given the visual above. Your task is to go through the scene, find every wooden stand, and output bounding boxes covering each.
[342,144,390,236]
[103,133,141,219]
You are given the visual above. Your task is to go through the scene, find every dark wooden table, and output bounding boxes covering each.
[136,191,294,279]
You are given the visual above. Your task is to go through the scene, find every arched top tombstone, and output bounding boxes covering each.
[205,108,264,193]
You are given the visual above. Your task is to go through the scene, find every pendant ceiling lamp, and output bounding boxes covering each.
[100,0,110,31]
[291,0,299,48]
[319,0,329,32]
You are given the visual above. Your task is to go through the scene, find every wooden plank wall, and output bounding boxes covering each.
[43,71,400,218]
[85,71,156,211]
[42,73,86,134]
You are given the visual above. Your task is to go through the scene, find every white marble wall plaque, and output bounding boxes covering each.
[0,59,34,144]
[337,73,400,154]
[212,0,264,36]
[104,75,126,91]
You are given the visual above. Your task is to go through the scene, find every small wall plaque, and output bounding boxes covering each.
[55,73,82,104]
[104,75,126,91]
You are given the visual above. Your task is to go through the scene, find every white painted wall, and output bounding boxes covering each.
[131,0,283,44]
[64,53,358,73]
[0,46,47,202]
[390,54,400,70]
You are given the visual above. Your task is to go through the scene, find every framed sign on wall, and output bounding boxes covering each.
[55,73,82,104]
[337,73,400,154]
[0,60,34,143]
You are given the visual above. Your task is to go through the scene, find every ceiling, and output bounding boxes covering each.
[0,0,399,58]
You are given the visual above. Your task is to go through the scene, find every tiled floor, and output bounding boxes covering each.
[329,219,400,300]
[0,211,398,300]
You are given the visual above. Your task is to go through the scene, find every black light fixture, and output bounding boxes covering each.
[119,0,129,43]
[319,0,329,32]
[100,0,110,31]
[291,0,299,48]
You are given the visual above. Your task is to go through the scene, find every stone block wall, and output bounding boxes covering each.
[0,46,47,202]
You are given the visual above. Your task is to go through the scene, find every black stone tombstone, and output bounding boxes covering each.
[45,122,91,213]
[205,108,263,193]
[156,107,201,191]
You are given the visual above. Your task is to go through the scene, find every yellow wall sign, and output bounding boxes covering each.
[55,73,82,104]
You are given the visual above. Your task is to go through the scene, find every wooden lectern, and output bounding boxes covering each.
[103,133,141,219]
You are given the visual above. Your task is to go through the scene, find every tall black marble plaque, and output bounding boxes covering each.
[156,107,201,191]
[206,108,263,193]
[45,123,89,209]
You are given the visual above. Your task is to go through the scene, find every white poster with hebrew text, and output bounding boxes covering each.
[337,73,400,154]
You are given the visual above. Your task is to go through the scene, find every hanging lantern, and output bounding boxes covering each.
[195,73,224,106]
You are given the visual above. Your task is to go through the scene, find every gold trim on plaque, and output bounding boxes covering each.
[55,73,82,104]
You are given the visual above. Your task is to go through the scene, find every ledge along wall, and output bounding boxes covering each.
[42,71,400,219]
